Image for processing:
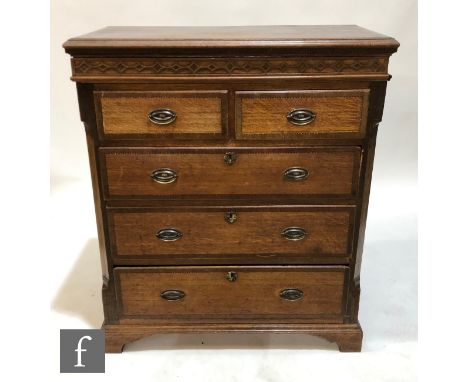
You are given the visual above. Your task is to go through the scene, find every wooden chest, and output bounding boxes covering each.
[64,25,398,352]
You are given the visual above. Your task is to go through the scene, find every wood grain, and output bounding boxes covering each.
[237,90,368,139]
[97,91,226,137]
[108,206,354,259]
[114,266,347,319]
[101,147,361,198]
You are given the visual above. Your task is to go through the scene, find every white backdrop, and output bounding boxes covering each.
[50,1,417,381]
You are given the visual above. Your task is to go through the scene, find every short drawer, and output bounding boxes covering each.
[100,147,361,199]
[108,206,355,264]
[236,90,369,139]
[115,266,348,321]
[95,91,227,138]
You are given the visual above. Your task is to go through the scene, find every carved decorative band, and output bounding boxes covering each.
[72,57,388,77]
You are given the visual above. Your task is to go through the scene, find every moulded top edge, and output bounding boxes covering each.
[63,25,400,54]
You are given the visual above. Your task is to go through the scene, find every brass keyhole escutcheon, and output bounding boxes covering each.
[224,211,238,224]
[226,271,238,282]
[224,152,237,165]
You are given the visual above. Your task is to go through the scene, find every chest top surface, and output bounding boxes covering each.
[63,25,399,53]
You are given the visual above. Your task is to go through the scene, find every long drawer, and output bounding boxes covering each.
[115,266,348,322]
[100,147,361,199]
[108,206,355,265]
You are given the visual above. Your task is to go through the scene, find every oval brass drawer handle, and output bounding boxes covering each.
[280,288,304,301]
[286,109,316,125]
[148,108,177,125]
[161,290,185,301]
[282,227,307,241]
[156,228,183,241]
[151,168,178,184]
[283,167,309,181]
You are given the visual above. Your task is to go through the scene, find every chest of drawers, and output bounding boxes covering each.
[64,25,398,352]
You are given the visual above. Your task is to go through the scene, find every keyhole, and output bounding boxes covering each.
[224,211,238,224]
[226,271,238,282]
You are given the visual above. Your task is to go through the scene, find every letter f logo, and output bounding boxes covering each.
[74,335,92,367]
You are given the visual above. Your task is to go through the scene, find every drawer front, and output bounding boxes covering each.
[236,90,369,139]
[96,91,227,138]
[101,147,361,199]
[115,266,348,321]
[108,206,355,263]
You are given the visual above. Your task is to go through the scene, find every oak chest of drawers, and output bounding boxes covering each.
[64,25,398,352]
